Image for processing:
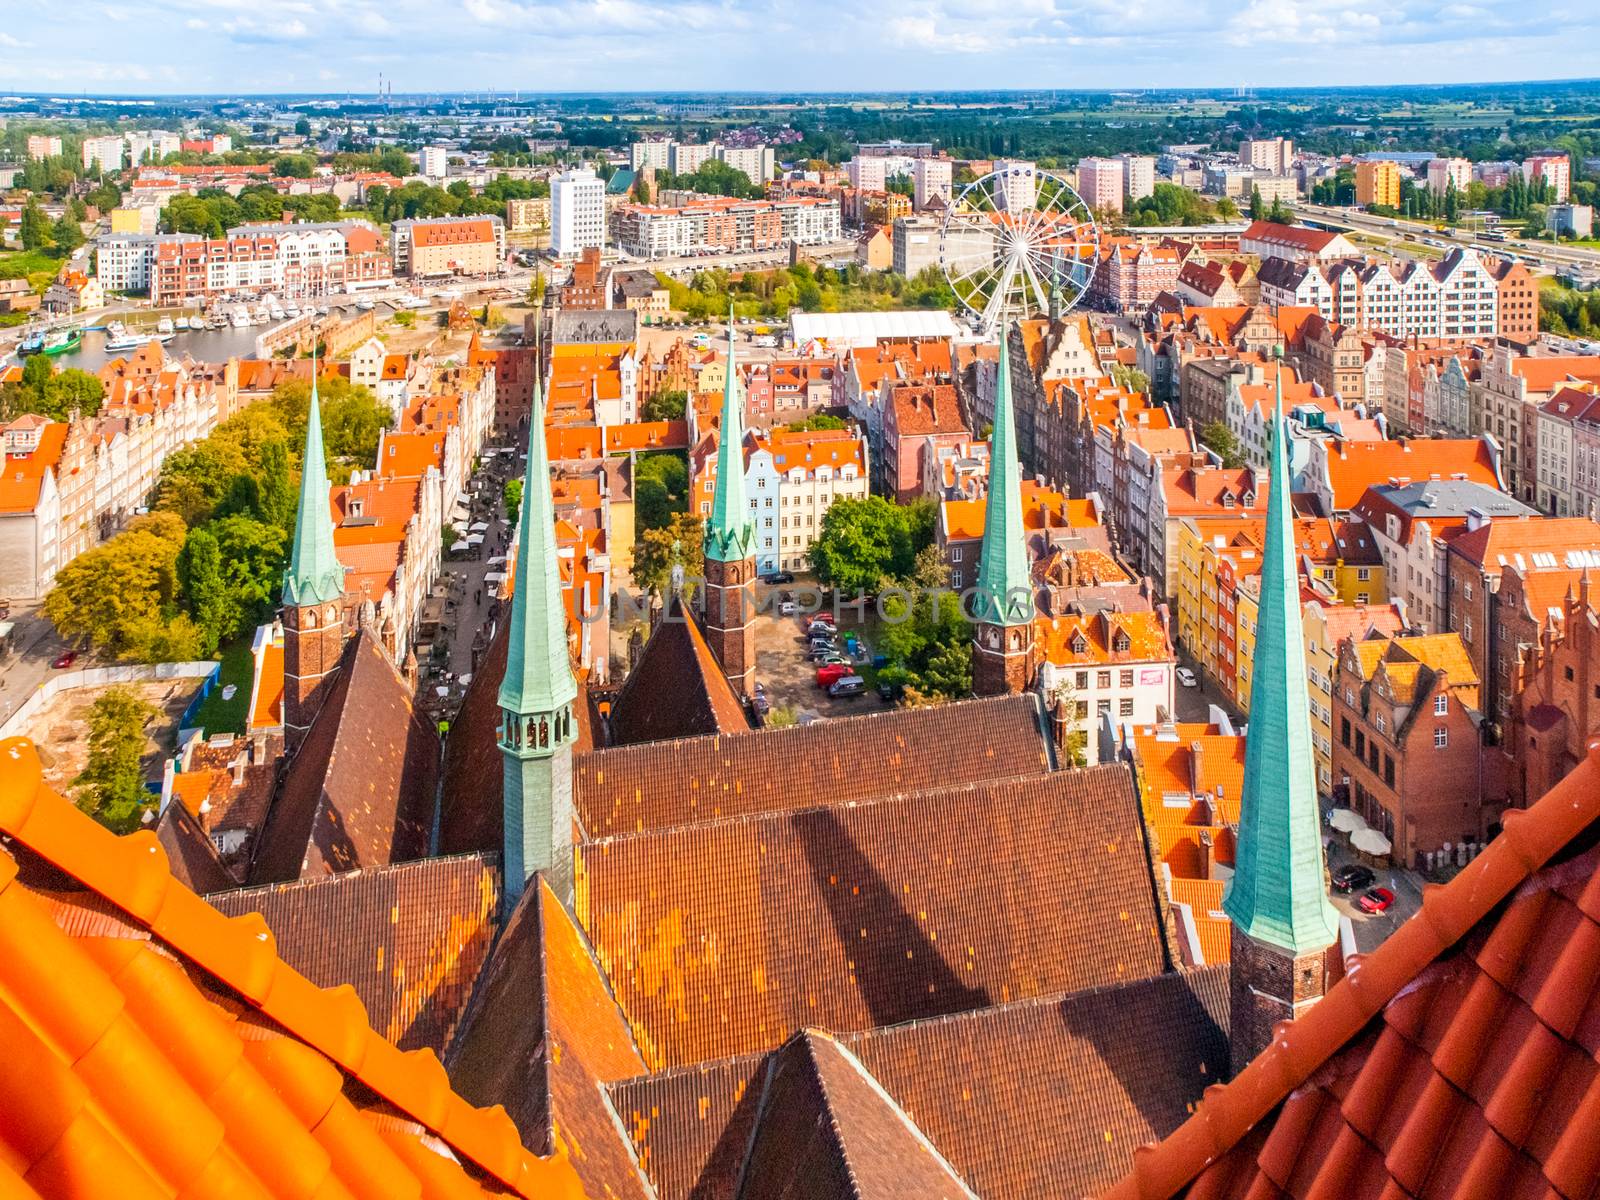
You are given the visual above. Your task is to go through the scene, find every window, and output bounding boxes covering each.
[951,547,962,562]
[1357,567,1370,581]
[1075,701,1088,719]
[1120,669,1134,688]
[1097,698,1112,716]
[1434,727,1449,749]
[1375,712,1386,735]
[1119,697,1135,717]
[1341,717,1351,747]
[1434,694,1448,716]
[1075,671,1088,690]
[1565,666,1576,682]
[1383,754,1395,787]
[1356,730,1366,756]
[1356,592,1369,605]
[1097,671,1111,689]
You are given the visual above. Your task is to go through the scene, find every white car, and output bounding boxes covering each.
[1176,667,1199,688]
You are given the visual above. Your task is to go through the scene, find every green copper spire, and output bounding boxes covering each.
[499,377,579,720]
[972,325,1033,627]
[704,306,756,563]
[1223,350,1340,955]
[498,373,579,910]
[282,346,346,608]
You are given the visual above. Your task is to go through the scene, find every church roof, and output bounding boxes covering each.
[1107,739,1600,1200]
[448,877,653,1200]
[613,965,1230,1200]
[704,315,757,563]
[248,629,439,884]
[281,367,347,608]
[208,852,500,1056]
[154,800,234,894]
[573,693,1053,840]
[605,600,749,747]
[0,736,583,1200]
[974,326,1035,626]
[577,764,1170,1070]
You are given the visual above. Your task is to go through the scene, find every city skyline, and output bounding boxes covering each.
[2,0,1597,95]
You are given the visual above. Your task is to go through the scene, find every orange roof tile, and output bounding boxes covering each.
[0,736,584,1200]
[1323,438,1500,511]
[1107,738,1600,1200]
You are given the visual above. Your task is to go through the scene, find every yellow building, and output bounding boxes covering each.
[1356,160,1403,209]
[1301,597,1408,796]
[109,207,155,235]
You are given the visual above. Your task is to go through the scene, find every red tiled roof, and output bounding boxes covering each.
[1106,738,1600,1200]
[0,735,583,1199]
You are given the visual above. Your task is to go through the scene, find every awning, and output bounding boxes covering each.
[466,535,485,545]
[1351,828,1392,856]
[0,621,14,638]
[469,522,489,532]
[487,555,508,565]
[456,491,471,504]
[484,572,506,584]
[1329,808,1368,833]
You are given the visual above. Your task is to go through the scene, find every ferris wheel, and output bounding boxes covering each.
[939,164,1100,335]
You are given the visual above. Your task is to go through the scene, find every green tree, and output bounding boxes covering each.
[633,512,704,596]
[51,213,84,255]
[73,686,158,832]
[1215,197,1240,220]
[19,197,51,250]
[0,358,107,421]
[210,514,287,630]
[634,452,688,532]
[67,196,88,222]
[269,376,391,478]
[876,589,971,702]
[808,496,932,594]
[1201,419,1247,469]
[641,388,687,422]
[256,438,295,532]
[1109,364,1150,394]
[786,413,847,432]
[503,477,523,520]
[45,513,188,655]
[177,526,230,656]
[1248,186,1265,221]
[86,181,122,212]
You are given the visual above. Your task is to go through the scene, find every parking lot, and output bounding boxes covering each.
[753,608,885,723]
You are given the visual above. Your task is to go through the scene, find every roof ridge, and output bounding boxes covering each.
[1106,736,1600,1200]
[0,736,580,1199]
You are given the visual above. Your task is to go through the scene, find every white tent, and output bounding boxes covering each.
[1329,808,1368,833]
[1351,828,1392,856]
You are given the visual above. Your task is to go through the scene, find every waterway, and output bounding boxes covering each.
[49,323,267,373]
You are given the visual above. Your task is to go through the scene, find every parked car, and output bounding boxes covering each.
[816,663,852,688]
[816,652,851,667]
[751,683,771,716]
[1330,864,1376,894]
[760,571,795,585]
[52,650,77,670]
[779,601,798,616]
[1356,887,1396,914]
[1176,667,1199,688]
[807,616,836,632]
[876,680,903,704]
[827,675,867,699]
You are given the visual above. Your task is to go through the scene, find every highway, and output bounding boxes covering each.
[1298,202,1600,275]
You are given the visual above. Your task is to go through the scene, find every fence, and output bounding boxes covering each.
[0,660,219,741]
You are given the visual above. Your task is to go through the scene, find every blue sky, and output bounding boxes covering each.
[2,0,1596,95]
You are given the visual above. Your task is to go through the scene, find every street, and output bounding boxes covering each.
[1298,201,1600,274]
[0,602,69,732]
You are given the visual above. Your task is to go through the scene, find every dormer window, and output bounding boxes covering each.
[1070,632,1089,655]
[1113,630,1131,653]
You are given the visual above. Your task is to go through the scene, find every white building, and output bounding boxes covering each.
[630,141,670,173]
[1426,158,1471,196]
[551,167,606,258]
[1077,158,1124,213]
[419,146,450,179]
[125,130,181,166]
[94,232,197,293]
[667,142,716,176]
[719,145,774,186]
[1522,155,1571,202]
[993,160,1038,212]
[1548,204,1594,239]
[1239,137,1294,174]
[845,156,890,192]
[1119,155,1156,203]
[1036,610,1177,765]
[81,136,125,173]
[25,136,62,160]
[913,157,953,208]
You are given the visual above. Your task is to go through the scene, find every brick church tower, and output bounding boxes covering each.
[702,315,758,696]
[281,362,348,750]
[971,325,1035,696]
[1223,351,1342,1073]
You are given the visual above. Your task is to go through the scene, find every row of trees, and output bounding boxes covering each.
[659,262,956,322]
[0,355,103,421]
[44,377,391,662]
[1126,183,1237,227]
[162,187,341,238]
[15,196,86,256]
[1541,285,1600,338]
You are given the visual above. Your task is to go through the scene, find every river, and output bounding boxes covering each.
[48,323,269,373]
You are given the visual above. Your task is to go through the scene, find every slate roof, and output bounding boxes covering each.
[606,603,749,747]
[1107,739,1600,1200]
[0,736,582,1199]
[611,966,1230,1200]
[577,765,1170,1070]
[449,877,653,1200]
[574,693,1053,840]
[208,852,500,1054]
[249,629,439,884]
[154,800,234,894]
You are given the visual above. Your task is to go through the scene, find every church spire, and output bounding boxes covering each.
[498,370,578,910]
[971,325,1036,697]
[704,306,755,563]
[282,346,345,608]
[1223,347,1340,1071]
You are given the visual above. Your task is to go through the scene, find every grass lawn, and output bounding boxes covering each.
[0,247,66,293]
[191,637,255,736]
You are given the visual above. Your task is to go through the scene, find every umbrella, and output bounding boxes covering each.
[469,522,489,532]
[435,686,450,697]
[1351,828,1392,856]
[1329,808,1368,833]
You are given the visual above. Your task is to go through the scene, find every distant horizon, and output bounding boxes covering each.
[4,0,1597,98]
[5,77,1600,103]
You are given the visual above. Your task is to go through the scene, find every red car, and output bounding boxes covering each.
[816,662,852,688]
[1356,887,1396,914]
[51,650,77,670]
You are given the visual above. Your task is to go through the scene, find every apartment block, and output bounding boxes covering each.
[1356,161,1402,209]
[25,135,62,160]
[80,135,125,172]
[1239,137,1294,174]
[550,168,605,258]
[1077,157,1124,213]
[611,196,840,258]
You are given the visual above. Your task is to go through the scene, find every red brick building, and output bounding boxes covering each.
[1503,572,1600,806]
[1332,632,1490,867]
[880,381,968,502]
[560,247,607,309]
